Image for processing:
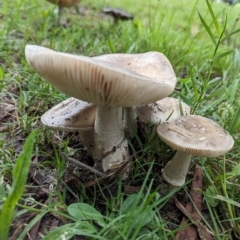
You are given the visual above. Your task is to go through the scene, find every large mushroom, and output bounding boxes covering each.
[25,45,176,172]
[41,97,97,154]
[156,115,234,186]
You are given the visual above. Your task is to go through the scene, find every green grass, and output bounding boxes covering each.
[0,0,240,239]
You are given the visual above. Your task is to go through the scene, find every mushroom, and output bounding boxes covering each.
[41,97,97,154]
[46,0,81,14]
[134,97,191,124]
[25,45,176,172]
[156,115,234,186]
[103,7,134,22]
[133,97,191,144]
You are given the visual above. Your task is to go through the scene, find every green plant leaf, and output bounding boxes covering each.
[198,11,216,46]
[228,105,240,134]
[0,129,38,240]
[226,164,240,178]
[67,202,106,227]
[205,194,240,208]
[130,209,154,229]
[107,38,115,53]
[136,228,159,240]
[220,28,240,43]
[43,222,99,240]
[213,50,234,61]
[205,0,220,37]
[121,194,138,213]
[43,223,76,240]
[204,186,219,207]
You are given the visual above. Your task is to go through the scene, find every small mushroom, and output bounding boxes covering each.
[156,115,234,186]
[41,97,97,154]
[133,97,191,143]
[134,97,191,124]
[25,45,176,173]
[46,0,81,14]
[103,7,134,21]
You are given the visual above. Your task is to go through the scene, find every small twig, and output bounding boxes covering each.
[61,153,107,178]
[62,149,145,188]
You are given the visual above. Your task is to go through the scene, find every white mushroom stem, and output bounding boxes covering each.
[78,129,95,154]
[93,105,129,172]
[162,151,192,186]
[123,107,137,138]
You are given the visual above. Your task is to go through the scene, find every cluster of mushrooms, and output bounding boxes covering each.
[25,45,234,186]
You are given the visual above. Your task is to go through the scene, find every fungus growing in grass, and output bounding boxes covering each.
[133,97,191,151]
[41,97,97,154]
[133,97,191,125]
[156,115,234,186]
[103,7,134,21]
[46,0,81,14]
[25,45,176,172]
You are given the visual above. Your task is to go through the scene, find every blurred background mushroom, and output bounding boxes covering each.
[103,7,134,23]
[46,0,81,14]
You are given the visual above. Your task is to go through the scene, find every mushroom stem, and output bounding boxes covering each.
[78,129,95,154]
[162,151,192,186]
[123,107,137,138]
[93,105,129,172]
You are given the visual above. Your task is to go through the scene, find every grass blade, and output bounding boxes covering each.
[205,0,220,37]
[213,50,234,61]
[198,12,216,46]
[220,28,240,43]
[0,129,38,240]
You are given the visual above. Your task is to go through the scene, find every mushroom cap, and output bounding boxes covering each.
[46,0,81,7]
[133,97,191,124]
[25,45,176,107]
[156,115,234,157]
[103,7,134,20]
[41,97,97,131]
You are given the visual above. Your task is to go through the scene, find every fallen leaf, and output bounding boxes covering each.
[175,164,203,240]
[174,197,213,240]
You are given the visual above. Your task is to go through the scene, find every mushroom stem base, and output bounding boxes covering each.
[79,129,94,155]
[123,107,137,138]
[162,151,192,186]
[93,105,130,172]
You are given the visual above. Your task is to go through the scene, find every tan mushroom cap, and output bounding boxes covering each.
[46,0,81,8]
[157,115,234,157]
[41,97,97,131]
[25,45,176,107]
[133,97,191,124]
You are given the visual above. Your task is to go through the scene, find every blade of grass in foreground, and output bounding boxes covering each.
[0,129,38,240]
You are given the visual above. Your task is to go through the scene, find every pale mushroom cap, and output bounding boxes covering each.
[133,97,191,124]
[156,115,234,157]
[25,45,176,107]
[41,97,97,131]
[46,0,81,7]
